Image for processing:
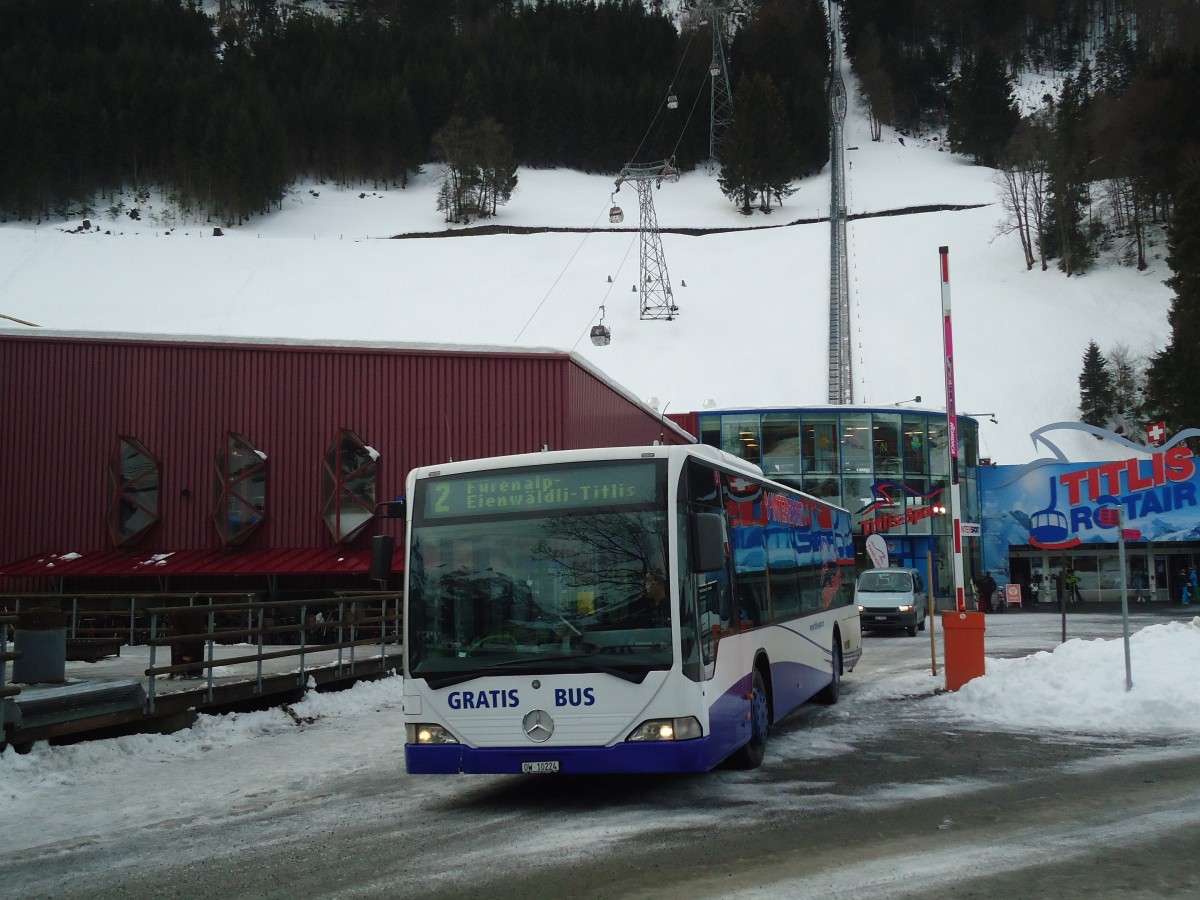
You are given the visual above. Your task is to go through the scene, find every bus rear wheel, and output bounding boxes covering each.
[731,668,768,769]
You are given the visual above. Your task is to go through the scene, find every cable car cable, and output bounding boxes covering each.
[513,199,611,344]
[570,232,638,351]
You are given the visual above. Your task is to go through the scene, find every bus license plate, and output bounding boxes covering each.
[522,761,559,774]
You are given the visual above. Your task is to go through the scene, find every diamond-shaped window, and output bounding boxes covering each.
[321,428,378,543]
[107,436,160,547]
[213,432,267,546]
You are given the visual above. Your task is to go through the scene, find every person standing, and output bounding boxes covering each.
[1184,567,1197,606]
[978,571,996,613]
[1065,567,1082,603]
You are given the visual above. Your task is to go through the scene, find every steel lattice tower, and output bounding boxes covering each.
[612,161,680,320]
[700,2,735,167]
[827,0,852,404]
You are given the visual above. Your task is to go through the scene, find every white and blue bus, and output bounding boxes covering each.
[402,444,861,774]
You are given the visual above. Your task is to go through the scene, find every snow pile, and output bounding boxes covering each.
[937,617,1200,733]
[0,672,404,794]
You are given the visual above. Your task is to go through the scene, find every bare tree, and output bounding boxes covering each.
[996,119,1051,271]
[1107,341,1147,439]
[1104,174,1149,270]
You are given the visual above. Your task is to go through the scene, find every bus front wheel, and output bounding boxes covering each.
[816,640,842,705]
[731,668,769,769]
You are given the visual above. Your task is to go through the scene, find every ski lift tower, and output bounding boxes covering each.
[697,1,736,168]
[611,160,681,321]
[827,0,853,404]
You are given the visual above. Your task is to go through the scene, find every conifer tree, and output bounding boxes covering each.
[1145,163,1200,431]
[1078,341,1116,433]
[947,40,1019,167]
[717,74,796,214]
[1041,63,1095,276]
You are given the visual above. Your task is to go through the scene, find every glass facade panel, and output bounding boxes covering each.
[705,409,977,574]
[802,475,840,507]
[107,436,160,547]
[960,418,978,472]
[962,475,980,525]
[842,476,874,530]
[928,418,949,476]
[840,413,871,474]
[902,415,927,475]
[721,415,761,466]
[872,413,901,475]
[322,428,378,543]
[801,415,839,475]
[929,477,950,533]
[761,414,800,476]
[905,477,932,535]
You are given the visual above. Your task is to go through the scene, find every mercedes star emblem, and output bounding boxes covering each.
[522,709,554,742]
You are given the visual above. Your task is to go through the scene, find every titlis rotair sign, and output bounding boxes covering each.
[989,422,1199,550]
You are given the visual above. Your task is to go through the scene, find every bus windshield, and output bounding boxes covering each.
[407,463,671,687]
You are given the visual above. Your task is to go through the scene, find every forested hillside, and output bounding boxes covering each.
[0,0,829,224]
[837,0,1200,432]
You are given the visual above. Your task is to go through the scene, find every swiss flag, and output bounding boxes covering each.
[1146,421,1167,446]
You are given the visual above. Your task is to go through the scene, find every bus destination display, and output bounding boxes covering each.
[424,462,659,519]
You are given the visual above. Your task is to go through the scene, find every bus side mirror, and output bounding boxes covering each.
[691,511,728,573]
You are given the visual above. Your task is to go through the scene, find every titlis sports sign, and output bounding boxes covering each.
[991,423,1200,549]
[857,483,945,535]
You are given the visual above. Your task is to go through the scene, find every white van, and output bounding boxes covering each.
[855,567,928,636]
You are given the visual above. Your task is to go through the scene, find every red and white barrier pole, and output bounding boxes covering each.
[939,246,966,612]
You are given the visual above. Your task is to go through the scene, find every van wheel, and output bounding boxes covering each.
[731,668,768,769]
[907,623,918,636]
[918,614,927,632]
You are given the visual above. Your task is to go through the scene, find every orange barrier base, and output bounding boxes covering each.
[941,610,986,691]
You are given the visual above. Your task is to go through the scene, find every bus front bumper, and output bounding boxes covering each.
[405,738,717,775]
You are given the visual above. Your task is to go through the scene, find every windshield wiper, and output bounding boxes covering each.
[483,653,649,684]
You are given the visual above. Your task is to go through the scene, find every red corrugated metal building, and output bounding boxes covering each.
[0,331,692,596]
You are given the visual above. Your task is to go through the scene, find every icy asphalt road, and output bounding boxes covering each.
[4,610,1199,899]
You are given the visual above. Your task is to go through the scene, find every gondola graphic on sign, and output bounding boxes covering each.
[1029,475,1080,549]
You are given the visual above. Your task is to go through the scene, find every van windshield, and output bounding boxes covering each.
[857,571,913,593]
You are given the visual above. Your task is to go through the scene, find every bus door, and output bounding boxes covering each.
[685,460,734,677]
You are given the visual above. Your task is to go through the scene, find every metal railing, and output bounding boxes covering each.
[0,613,19,730]
[0,593,403,717]
[144,593,402,712]
[0,592,257,645]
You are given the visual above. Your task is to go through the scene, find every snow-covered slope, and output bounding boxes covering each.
[0,66,1171,465]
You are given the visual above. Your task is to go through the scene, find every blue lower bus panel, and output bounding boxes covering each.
[406,738,718,775]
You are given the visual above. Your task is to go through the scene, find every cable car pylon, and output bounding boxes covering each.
[696,1,736,169]
[609,160,680,321]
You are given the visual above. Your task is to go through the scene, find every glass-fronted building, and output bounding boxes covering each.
[681,407,983,599]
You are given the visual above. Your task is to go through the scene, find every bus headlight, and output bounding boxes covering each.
[625,717,702,742]
[407,723,460,745]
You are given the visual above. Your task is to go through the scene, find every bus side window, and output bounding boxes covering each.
[684,460,732,675]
